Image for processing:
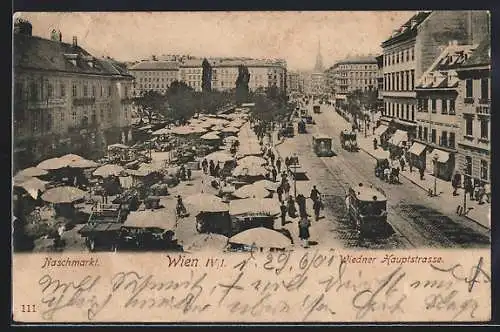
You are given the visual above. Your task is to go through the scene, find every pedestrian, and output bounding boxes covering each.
[285,156,290,168]
[409,161,413,173]
[484,182,491,203]
[280,201,287,226]
[214,163,220,178]
[209,160,215,176]
[282,180,291,197]
[186,168,192,181]
[287,196,297,218]
[477,183,486,205]
[271,167,277,182]
[384,167,391,182]
[270,152,275,165]
[373,137,378,150]
[419,167,425,180]
[464,177,473,200]
[281,171,288,182]
[310,185,320,203]
[276,158,282,173]
[298,217,310,248]
[202,158,208,174]
[452,173,461,196]
[277,184,283,202]
[313,198,322,221]
[400,156,405,171]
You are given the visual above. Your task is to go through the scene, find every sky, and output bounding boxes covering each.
[14,11,415,71]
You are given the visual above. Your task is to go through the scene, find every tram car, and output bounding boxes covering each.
[312,134,335,157]
[340,130,358,151]
[345,183,393,237]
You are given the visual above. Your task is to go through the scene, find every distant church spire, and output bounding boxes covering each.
[314,38,323,72]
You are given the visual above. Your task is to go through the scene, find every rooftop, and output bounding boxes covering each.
[460,37,490,68]
[14,33,133,78]
[130,61,180,71]
[336,55,378,65]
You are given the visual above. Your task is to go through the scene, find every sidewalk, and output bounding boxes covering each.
[357,134,490,229]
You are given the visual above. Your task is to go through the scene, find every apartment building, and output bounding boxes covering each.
[380,10,490,150]
[455,38,491,186]
[412,43,476,180]
[129,61,180,96]
[13,19,134,169]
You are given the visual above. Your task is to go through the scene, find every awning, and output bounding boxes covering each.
[374,125,389,137]
[431,149,450,163]
[408,142,426,156]
[388,130,408,147]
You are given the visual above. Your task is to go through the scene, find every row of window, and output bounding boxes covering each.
[464,115,490,141]
[337,64,377,70]
[464,156,489,182]
[135,71,177,77]
[383,70,415,91]
[384,47,415,67]
[349,71,377,78]
[139,77,177,83]
[417,126,456,149]
[383,102,416,122]
[15,81,119,101]
[417,98,456,115]
[465,78,490,100]
[337,79,376,85]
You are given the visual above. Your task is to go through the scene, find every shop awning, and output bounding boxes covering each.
[431,149,450,163]
[408,142,426,156]
[374,125,389,137]
[388,130,408,147]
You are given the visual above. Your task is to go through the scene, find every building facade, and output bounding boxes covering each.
[412,43,476,180]
[380,10,490,150]
[130,61,180,96]
[287,71,304,95]
[13,19,135,170]
[455,38,491,186]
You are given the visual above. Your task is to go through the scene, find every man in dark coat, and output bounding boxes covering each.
[287,196,297,218]
[280,201,287,226]
[296,193,307,218]
[313,198,322,221]
[310,185,320,203]
[277,184,283,202]
[276,158,282,173]
[271,167,277,182]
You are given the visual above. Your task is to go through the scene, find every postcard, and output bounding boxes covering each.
[12,11,491,323]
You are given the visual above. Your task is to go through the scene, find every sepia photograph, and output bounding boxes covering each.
[12,11,491,254]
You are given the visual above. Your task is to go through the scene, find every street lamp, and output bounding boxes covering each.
[433,153,439,196]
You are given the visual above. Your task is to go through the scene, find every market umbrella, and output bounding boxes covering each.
[14,167,48,178]
[41,186,86,204]
[107,143,129,150]
[68,159,100,169]
[60,154,85,162]
[93,164,125,177]
[37,157,69,170]
[123,210,177,230]
[237,156,268,167]
[184,193,229,213]
[222,127,239,134]
[15,177,49,200]
[229,227,291,249]
[201,132,221,141]
[204,151,234,164]
[152,127,171,136]
[229,198,281,216]
[233,183,271,199]
[185,233,228,251]
[232,164,267,177]
[13,174,33,185]
[224,136,239,144]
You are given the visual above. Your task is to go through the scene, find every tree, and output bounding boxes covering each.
[132,90,168,124]
[166,81,197,122]
[235,64,250,105]
[202,58,212,92]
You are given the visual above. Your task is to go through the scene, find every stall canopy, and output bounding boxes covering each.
[431,149,450,163]
[408,142,427,156]
[123,210,177,230]
[229,227,291,249]
[184,193,229,213]
[93,164,125,177]
[41,186,86,203]
[233,183,271,199]
[229,198,280,216]
[374,125,389,137]
[388,130,408,147]
[204,151,234,164]
[14,167,48,178]
[15,178,49,199]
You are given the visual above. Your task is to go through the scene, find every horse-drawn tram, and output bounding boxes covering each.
[345,183,393,237]
[340,130,358,152]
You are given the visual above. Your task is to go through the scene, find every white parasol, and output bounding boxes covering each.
[184,193,229,213]
[41,186,86,203]
[233,183,271,199]
[232,164,267,177]
[229,198,281,216]
[204,151,234,164]
[68,159,100,169]
[14,167,48,178]
[15,177,49,200]
[93,164,125,177]
[201,132,221,141]
[237,156,268,167]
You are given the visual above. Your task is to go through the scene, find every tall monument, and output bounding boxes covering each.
[310,38,325,96]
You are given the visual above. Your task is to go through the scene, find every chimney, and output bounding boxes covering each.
[72,36,78,47]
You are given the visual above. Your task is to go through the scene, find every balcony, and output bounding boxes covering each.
[73,97,96,106]
[463,97,474,104]
[476,105,490,115]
